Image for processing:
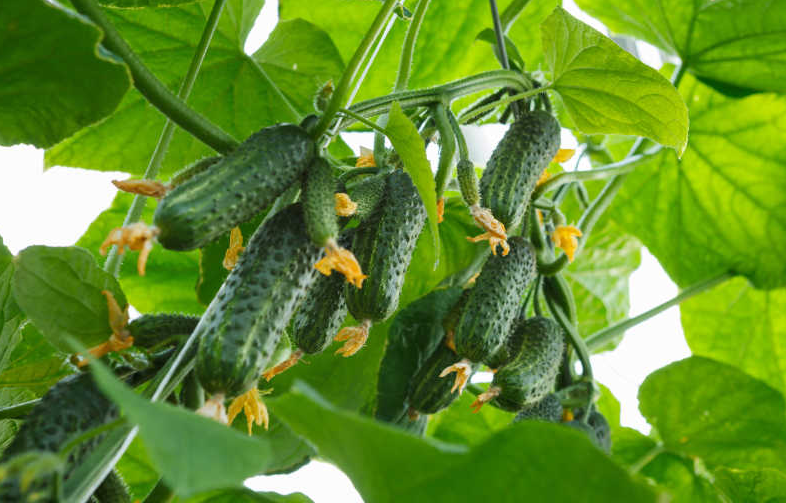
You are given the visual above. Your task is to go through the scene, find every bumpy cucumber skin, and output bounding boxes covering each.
[154,124,315,251]
[408,344,470,415]
[195,204,322,398]
[346,173,386,221]
[485,312,527,370]
[453,236,536,364]
[456,159,479,207]
[92,470,131,503]
[491,316,564,412]
[479,111,560,227]
[303,158,338,247]
[513,393,562,423]
[345,170,426,322]
[290,272,346,355]
[168,156,220,188]
[0,373,118,501]
[127,313,200,348]
[376,287,464,423]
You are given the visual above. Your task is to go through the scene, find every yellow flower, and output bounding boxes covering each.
[314,239,367,288]
[355,146,376,168]
[553,148,575,163]
[222,227,245,270]
[551,225,582,262]
[334,193,357,217]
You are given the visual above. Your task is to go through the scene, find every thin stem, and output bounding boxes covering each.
[311,0,399,140]
[394,0,432,92]
[338,167,380,185]
[545,294,592,381]
[432,102,456,198]
[59,417,127,461]
[489,0,510,69]
[587,272,732,352]
[338,108,392,136]
[104,0,228,275]
[0,399,39,420]
[70,0,238,154]
[343,70,532,124]
[629,444,665,474]
[500,0,530,32]
[532,151,658,200]
[459,86,550,124]
[446,111,469,161]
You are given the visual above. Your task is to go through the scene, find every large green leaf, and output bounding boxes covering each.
[90,360,273,497]
[0,0,130,148]
[714,467,786,502]
[12,245,128,351]
[610,73,786,289]
[115,436,160,502]
[639,356,786,473]
[230,412,315,475]
[269,382,660,503]
[426,391,513,446]
[0,240,24,374]
[77,192,203,314]
[46,1,343,178]
[574,0,786,93]
[99,0,200,6]
[386,102,439,259]
[0,324,71,397]
[681,277,786,396]
[541,7,689,154]
[183,489,314,503]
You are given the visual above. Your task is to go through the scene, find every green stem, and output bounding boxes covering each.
[459,86,550,124]
[488,0,522,116]
[432,102,456,198]
[343,70,532,124]
[59,417,127,462]
[629,444,665,475]
[500,0,530,32]
[532,197,555,211]
[311,0,399,140]
[544,293,592,382]
[144,479,176,503]
[103,0,228,276]
[586,271,732,352]
[446,110,469,161]
[338,108,392,136]
[0,399,39,420]
[394,0,431,92]
[70,0,238,154]
[532,150,658,200]
[338,167,380,185]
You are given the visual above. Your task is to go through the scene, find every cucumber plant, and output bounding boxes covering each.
[1,0,780,501]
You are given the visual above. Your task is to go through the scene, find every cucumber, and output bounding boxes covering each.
[457,159,479,207]
[513,393,562,423]
[479,111,560,228]
[168,156,221,189]
[482,316,564,412]
[588,410,611,452]
[195,203,322,402]
[345,173,386,221]
[154,124,315,251]
[345,170,427,323]
[302,157,339,248]
[453,236,536,365]
[0,372,118,500]
[127,313,199,348]
[92,470,131,503]
[290,270,346,355]
[408,342,475,415]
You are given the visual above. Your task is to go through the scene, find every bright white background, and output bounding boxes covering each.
[0,1,689,501]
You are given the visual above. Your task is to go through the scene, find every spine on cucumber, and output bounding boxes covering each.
[195,203,322,400]
[479,111,560,228]
[154,124,315,251]
[345,169,427,322]
[453,236,536,365]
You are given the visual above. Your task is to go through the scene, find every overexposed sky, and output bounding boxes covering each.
[0,2,686,502]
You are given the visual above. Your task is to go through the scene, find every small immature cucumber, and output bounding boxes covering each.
[345,173,387,222]
[345,170,427,322]
[127,313,200,348]
[154,124,315,251]
[302,158,339,248]
[513,393,562,423]
[479,111,560,228]
[457,159,479,207]
[195,204,322,400]
[453,236,536,365]
[569,409,611,452]
[92,470,131,503]
[487,316,564,412]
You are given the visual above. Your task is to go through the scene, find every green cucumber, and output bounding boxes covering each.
[513,393,562,423]
[588,410,611,452]
[154,124,315,251]
[92,470,131,503]
[457,159,479,207]
[345,170,427,323]
[127,313,199,348]
[345,173,387,221]
[0,372,118,500]
[195,204,322,400]
[302,157,339,248]
[290,272,346,355]
[479,111,560,228]
[453,236,536,365]
[375,287,464,423]
[168,156,220,189]
[488,316,564,412]
[408,342,475,415]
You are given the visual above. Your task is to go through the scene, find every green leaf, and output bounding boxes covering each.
[639,356,786,473]
[115,437,160,502]
[595,383,621,431]
[12,246,127,351]
[475,29,525,70]
[0,0,130,148]
[77,192,203,314]
[574,0,786,93]
[270,382,660,502]
[99,0,200,6]
[427,391,514,446]
[46,0,343,178]
[0,324,71,397]
[375,287,463,423]
[714,467,786,502]
[89,361,273,497]
[230,413,314,475]
[609,73,786,289]
[541,7,689,154]
[385,102,439,260]
[640,454,722,502]
[183,488,315,503]
[681,277,786,397]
